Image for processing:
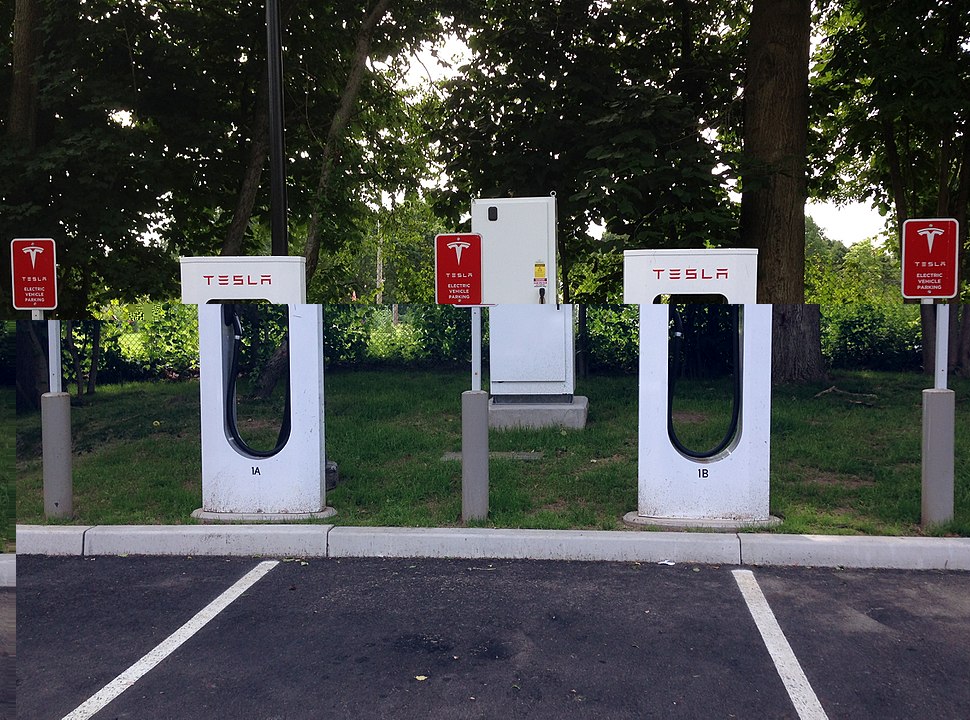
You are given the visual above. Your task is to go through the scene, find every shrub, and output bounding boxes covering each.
[821,303,921,371]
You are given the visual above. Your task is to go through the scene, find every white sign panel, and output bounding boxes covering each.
[180,256,306,304]
[623,248,758,304]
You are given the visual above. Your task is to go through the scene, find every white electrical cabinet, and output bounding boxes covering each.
[472,196,558,305]
[471,196,586,427]
[488,304,575,399]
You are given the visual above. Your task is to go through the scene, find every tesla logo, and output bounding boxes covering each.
[652,267,729,281]
[917,226,945,253]
[201,274,273,286]
[21,244,44,268]
[447,241,471,265]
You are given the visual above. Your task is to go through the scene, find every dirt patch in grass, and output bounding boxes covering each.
[805,470,875,488]
[588,454,627,466]
[671,410,707,423]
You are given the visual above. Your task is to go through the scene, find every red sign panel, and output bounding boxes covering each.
[435,233,482,305]
[11,238,58,310]
[901,219,959,299]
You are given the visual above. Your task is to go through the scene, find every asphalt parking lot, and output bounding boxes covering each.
[17,556,970,720]
[0,589,13,720]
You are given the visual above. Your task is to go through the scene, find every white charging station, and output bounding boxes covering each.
[622,249,776,528]
[471,196,588,429]
[181,256,333,521]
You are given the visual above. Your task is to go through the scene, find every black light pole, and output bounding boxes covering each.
[266,0,288,256]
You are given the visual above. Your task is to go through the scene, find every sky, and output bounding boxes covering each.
[807,200,887,246]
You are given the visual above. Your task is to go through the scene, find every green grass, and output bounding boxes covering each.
[15,368,970,536]
[1,387,13,550]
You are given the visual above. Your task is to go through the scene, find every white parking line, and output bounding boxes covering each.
[732,569,829,720]
[61,560,279,720]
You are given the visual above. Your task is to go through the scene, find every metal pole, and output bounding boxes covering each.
[935,303,949,390]
[266,0,288,256]
[47,319,61,393]
[42,391,72,519]
[471,306,482,391]
[461,390,489,522]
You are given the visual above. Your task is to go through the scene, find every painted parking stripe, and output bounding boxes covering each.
[732,569,829,720]
[61,560,279,720]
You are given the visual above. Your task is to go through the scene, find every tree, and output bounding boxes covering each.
[740,0,812,304]
[435,0,744,302]
[812,0,970,375]
[738,0,821,382]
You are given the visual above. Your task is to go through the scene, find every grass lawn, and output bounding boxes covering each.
[1,387,13,550]
[15,367,970,536]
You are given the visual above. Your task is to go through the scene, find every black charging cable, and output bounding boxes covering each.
[223,304,292,458]
[667,304,742,459]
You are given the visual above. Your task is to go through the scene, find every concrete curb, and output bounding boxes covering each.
[328,527,740,563]
[15,524,970,571]
[740,533,970,570]
[0,555,14,587]
[17,525,91,556]
[84,525,333,557]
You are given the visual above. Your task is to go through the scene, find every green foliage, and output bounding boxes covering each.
[811,0,970,297]
[585,306,640,373]
[435,0,746,301]
[323,305,372,367]
[320,194,445,303]
[366,307,424,361]
[94,301,199,381]
[0,323,14,386]
[821,304,921,372]
[1,0,447,312]
[405,304,475,363]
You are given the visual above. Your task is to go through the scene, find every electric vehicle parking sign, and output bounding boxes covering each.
[11,238,57,310]
[435,233,482,305]
[902,218,959,299]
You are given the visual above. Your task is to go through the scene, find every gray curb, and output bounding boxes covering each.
[327,526,739,563]
[16,524,970,570]
[0,555,14,587]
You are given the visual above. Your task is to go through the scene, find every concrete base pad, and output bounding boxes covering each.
[489,396,589,430]
[623,511,782,533]
[192,507,337,523]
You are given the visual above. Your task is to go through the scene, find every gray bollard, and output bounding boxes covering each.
[461,390,489,522]
[42,392,73,519]
[921,388,955,527]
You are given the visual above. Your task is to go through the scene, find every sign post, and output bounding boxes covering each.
[11,238,72,518]
[434,232,488,522]
[901,218,958,526]
[11,238,58,314]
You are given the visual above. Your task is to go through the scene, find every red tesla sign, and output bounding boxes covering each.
[11,238,58,310]
[901,219,959,299]
[435,233,482,305]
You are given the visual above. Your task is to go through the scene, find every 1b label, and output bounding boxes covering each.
[697,468,709,478]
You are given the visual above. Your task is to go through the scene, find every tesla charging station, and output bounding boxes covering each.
[180,256,333,521]
[622,248,776,528]
[470,196,588,429]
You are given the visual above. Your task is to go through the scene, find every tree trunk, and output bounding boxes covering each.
[15,321,46,413]
[86,321,101,395]
[302,0,392,283]
[62,322,85,398]
[740,0,811,304]
[957,304,970,376]
[221,81,270,256]
[8,0,41,151]
[771,305,826,385]
[920,303,936,374]
[253,343,289,400]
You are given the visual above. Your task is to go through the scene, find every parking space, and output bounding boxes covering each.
[0,589,13,720]
[16,557,970,720]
